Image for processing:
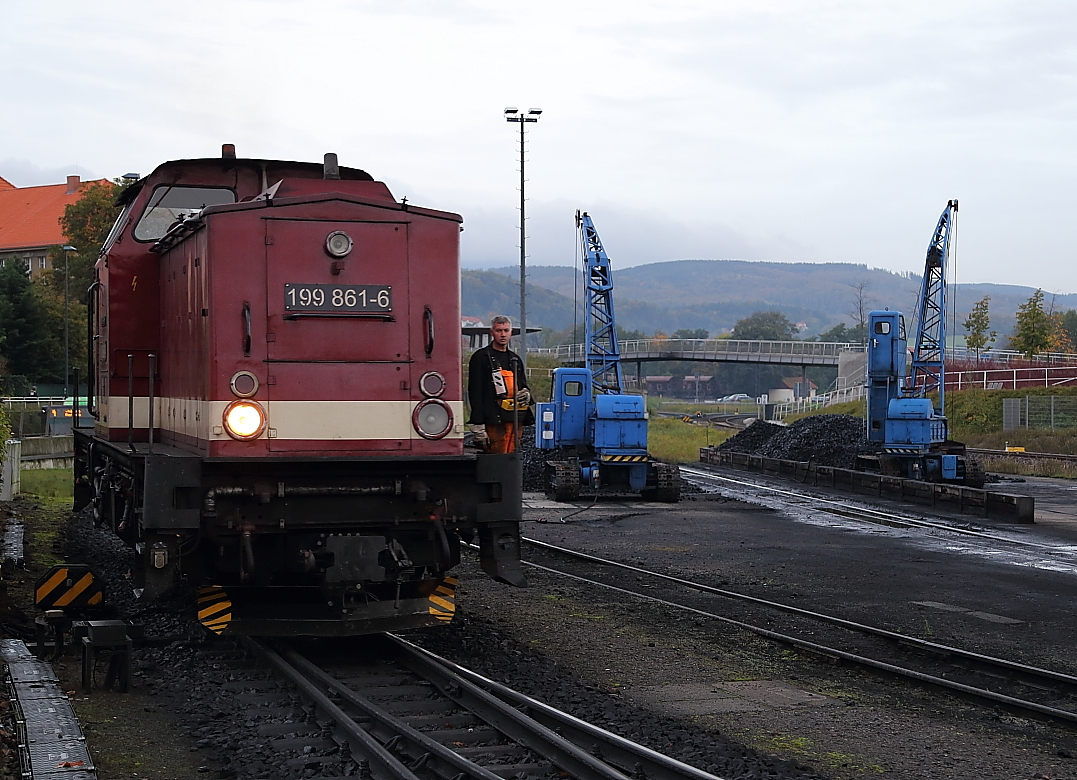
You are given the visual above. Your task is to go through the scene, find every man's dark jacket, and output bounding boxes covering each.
[467,344,534,426]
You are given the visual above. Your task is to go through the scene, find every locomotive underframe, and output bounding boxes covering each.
[73,429,524,635]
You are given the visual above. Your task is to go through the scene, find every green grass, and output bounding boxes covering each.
[784,399,865,423]
[648,417,731,463]
[652,401,756,415]
[20,467,73,499]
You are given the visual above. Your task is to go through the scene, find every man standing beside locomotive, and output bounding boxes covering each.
[467,316,534,453]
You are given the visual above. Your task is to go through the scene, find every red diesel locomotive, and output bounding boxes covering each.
[73,146,524,636]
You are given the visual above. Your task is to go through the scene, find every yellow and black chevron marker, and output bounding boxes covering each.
[599,454,650,463]
[197,586,232,635]
[34,565,104,610]
[427,576,457,622]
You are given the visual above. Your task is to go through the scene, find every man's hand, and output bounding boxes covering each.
[515,388,531,406]
[468,425,490,448]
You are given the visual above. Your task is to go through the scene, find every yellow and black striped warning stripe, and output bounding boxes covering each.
[599,454,650,463]
[34,565,104,609]
[427,576,457,622]
[197,586,232,635]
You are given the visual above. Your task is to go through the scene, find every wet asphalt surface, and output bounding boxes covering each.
[520,471,1077,677]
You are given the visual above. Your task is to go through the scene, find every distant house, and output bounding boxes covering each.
[0,174,108,278]
[680,375,716,398]
[779,376,818,398]
[645,375,675,396]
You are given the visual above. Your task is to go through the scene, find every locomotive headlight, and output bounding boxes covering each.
[324,230,353,258]
[412,399,453,440]
[223,400,267,440]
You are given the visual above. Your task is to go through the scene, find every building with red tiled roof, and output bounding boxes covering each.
[0,175,108,278]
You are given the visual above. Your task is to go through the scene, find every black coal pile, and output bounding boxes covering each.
[717,419,784,452]
[718,415,866,469]
[756,415,865,468]
[62,510,199,640]
[519,430,548,492]
[414,615,827,780]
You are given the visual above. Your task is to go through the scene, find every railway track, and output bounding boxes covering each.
[246,634,725,780]
[968,447,1077,462]
[517,537,1077,729]
[679,465,1077,570]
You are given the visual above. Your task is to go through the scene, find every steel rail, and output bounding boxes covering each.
[276,644,507,780]
[679,465,1072,553]
[246,638,423,780]
[380,633,635,780]
[388,634,725,780]
[968,448,1077,463]
[522,537,1077,697]
[509,553,1077,728]
[253,634,701,780]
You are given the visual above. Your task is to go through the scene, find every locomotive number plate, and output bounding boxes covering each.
[284,284,392,312]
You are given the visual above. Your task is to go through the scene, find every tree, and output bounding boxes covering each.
[731,311,797,340]
[0,260,59,381]
[53,179,126,296]
[962,295,996,361]
[1060,310,1077,352]
[672,328,709,339]
[1010,289,1051,359]
[815,322,866,344]
[848,280,872,339]
[1048,312,1073,353]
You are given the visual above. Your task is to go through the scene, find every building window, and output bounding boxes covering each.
[38,257,46,270]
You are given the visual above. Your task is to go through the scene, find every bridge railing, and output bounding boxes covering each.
[772,385,866,420]
[530,339,864,361]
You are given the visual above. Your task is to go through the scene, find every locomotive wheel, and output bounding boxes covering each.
[653,462,681,503]
[963,457,986,489]
[545,460,580,502]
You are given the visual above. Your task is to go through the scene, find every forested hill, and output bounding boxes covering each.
[464,260,1077,340]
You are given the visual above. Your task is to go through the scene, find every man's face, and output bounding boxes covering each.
[491,322,512,348]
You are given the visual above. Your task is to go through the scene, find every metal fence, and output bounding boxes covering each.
[532,339,863,362]
[1002,396,1077,431]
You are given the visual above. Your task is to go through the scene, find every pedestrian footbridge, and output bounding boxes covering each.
[531,339,863,367]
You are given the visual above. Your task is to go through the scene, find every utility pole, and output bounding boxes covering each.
[504,107,542,351]
[62,245,77,399]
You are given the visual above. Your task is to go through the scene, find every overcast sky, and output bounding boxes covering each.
[3,1,1077,291]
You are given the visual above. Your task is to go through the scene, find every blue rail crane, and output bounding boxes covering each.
[534,212,680,502]
[865,200,984,487]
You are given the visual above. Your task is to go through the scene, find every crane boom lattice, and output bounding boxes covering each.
[578,211,624,395]
[909,199,957,413]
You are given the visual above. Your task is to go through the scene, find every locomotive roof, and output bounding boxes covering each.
[117,157,376,207]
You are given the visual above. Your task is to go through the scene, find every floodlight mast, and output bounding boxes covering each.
[504,107,542,352]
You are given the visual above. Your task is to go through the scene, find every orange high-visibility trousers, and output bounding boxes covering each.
[485,423,516,453]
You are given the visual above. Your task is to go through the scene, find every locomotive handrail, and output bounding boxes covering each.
[424,306,435,357]
[85,281,103,419]
[242,302,252,356]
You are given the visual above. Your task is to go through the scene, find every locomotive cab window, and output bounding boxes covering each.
[874,321,891,335]
[564,381,584,397]
[134,186,236,241]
